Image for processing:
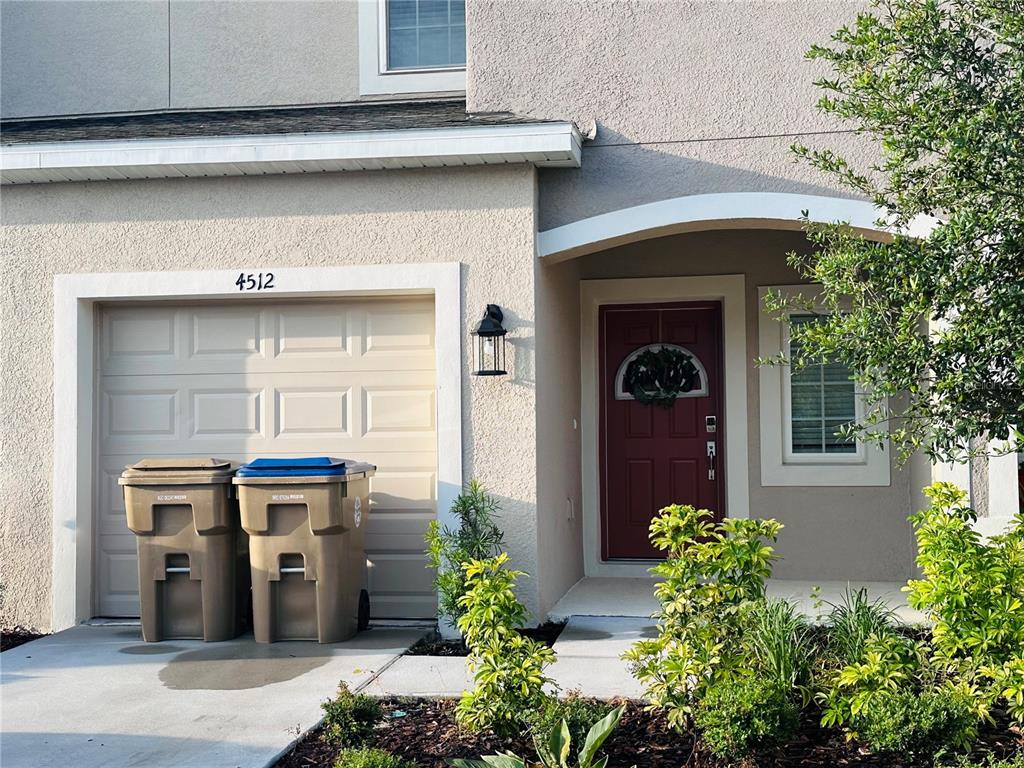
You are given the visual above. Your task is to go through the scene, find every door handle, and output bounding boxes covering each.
[706,441,717,481]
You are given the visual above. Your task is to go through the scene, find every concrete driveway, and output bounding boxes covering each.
[0,624,425,768]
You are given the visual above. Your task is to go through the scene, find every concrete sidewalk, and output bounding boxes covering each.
[0,624,425,768]
[364,616,648,700]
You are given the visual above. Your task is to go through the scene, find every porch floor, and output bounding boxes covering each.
[549,577,927,625]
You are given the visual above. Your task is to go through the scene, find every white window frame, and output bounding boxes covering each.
[758,285,890,487]
[358,0,466,96]
[781,315,865,465]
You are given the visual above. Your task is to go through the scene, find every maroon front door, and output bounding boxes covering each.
[599,301,725,559]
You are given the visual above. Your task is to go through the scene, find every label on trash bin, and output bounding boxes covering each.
[157,494,188,502]
[354,496,362,528]
[271,493,306,501]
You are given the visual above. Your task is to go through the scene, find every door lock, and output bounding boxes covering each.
[706,441,717,481]
[705,415,717,433]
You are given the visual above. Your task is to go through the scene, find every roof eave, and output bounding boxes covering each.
[0,121,582,184]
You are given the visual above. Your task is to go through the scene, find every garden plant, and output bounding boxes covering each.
[621,495,1024,763]
[622,505,785,729]
[320,683,384,747]
[333,748,417,768]
[425,480,506,628]
[455,553,557,736]
[450,704,625,768]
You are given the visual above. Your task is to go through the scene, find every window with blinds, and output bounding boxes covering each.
[787,314,857,455]
[386,0,466,71]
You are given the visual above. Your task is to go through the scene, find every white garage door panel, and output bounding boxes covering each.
[100,376,436,456]
[101,303,434,376]
[95,298,438,619]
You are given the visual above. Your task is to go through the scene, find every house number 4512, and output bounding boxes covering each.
[235,272,275,291]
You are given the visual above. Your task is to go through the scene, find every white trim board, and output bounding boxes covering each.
[538,193,938,262]
[2,122,582,184]
[580,275,749,578]
[51,263,463,631]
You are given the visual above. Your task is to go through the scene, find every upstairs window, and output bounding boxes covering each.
[386,0,466,71]
[358,0,466,95]
[786,315,857,457]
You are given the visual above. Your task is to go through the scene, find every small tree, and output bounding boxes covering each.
[424,480,504,626]
[774,0,1024,463]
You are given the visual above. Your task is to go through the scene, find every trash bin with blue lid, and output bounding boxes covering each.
[119,458,248,642]
[233,457,375,643]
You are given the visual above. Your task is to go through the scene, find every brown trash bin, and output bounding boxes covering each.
[233,459,374,644]
[119,458,249,642]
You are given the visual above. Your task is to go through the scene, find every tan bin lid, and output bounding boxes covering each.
[130,458,232,471]
[119,458,236,486]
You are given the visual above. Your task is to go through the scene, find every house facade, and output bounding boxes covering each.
[1,0,1018,633]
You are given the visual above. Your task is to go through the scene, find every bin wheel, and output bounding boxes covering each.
[358,589,370,631]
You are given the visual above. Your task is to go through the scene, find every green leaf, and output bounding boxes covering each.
[579,705,624,768]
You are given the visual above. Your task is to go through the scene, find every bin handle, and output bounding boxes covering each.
[165,567,191,574]
[279,567,306,574]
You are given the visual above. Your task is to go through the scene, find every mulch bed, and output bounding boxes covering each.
[276,697,1023,768]
[405,621,566,657]
[1,626,44,652]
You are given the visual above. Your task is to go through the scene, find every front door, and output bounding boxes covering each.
[599,301,724,559]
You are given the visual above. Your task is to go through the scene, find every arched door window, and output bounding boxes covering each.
[613,343,709,404]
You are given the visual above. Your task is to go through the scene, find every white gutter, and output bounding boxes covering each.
[0,121,582,184]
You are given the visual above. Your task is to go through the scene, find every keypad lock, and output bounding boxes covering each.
[706,441,717,481]
[706,415,717,433]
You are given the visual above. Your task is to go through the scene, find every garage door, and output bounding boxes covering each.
[95,297,438,619]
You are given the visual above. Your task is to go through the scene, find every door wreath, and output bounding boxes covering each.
[621,345,701,407]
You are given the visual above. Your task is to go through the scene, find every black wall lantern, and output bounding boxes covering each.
[471,304,508,376]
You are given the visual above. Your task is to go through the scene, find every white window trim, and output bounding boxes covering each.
[758,285,890,487]
[51,263,463,631]
[358,0,466,96]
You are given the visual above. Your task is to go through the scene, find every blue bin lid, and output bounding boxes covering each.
[236,457,358,477]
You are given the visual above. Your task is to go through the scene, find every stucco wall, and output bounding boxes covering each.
[0,0,359,118]
[576,229,919,582]
[0,165,540,631]
[0,0,170,118]
[466,0,874,229]
[534,257,585,616]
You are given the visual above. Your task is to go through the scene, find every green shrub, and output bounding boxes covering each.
[425,480,504,626]
[819,631,927,730]
[906,482,1024,723]
[623,505,783,728]
[954,753,1024,768]
[826,586,899,665]
[694,677,799,761]
[334,748,416,768]
[525,694,610,761]
[745,598,814,701]
[853,687,976,758]
[455,553,556,735]
[321,684,383,747]
[450,705,624,768]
